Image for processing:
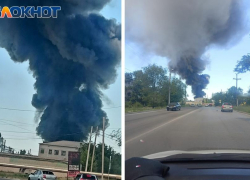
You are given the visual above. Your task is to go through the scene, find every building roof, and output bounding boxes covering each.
[40,140,82,148]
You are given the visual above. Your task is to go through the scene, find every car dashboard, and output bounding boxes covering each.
[162,161,250,179]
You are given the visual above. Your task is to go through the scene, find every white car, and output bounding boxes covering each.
[28,170,56,180]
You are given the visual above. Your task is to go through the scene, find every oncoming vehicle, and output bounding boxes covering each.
[167,102,181,111]
[198,104,202,107]
[221,102,233,112]
[28,170,56,180]
[74,173,98,180]
[190,104,195,107]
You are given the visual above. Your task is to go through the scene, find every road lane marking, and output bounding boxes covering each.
[125,108,200,144]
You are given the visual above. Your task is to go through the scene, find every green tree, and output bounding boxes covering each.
[143,64,166,108]
[80,143,121,175]
[235,54,250,73]
[212,86,244,106]
[20,150,26,155]
[109,129,121,147]
[125,64,187,108]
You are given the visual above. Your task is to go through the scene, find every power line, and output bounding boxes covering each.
[0,118,35,126]
[125,68,133,72]
[0,121,35,132]
[0,130,35,134]
[0,107,42,112]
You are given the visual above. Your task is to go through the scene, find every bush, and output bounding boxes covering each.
[133,102,143,108]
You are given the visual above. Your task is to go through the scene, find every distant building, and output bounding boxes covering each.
[185,101,195,105]
[38,141,81,161]
[194,98,203,104]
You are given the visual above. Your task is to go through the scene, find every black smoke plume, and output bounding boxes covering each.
[126,0,249,98]
[0,0,121,141]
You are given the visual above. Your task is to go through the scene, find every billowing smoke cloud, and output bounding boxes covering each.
[0,0,121,141]
[126,0,249,98]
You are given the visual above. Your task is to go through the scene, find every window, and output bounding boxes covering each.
[40,148,44,154]
[54,150,59,155]
[48,149,52,155]
[43,171,54,175]
[61,151,66,156]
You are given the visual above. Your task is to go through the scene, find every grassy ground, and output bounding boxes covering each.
[125,106,166,113]
[234,106,250,114]
[0,171,28,180]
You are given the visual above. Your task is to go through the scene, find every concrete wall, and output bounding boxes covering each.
[0,153,67,170]
[38,144,78,161]
[0,153,121,179]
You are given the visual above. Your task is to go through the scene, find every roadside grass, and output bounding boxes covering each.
[125,106,166,113]
[0,171,28,180]
[234,106,250,114]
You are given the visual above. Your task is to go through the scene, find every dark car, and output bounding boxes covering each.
[167,102,181,111]
[75,173,98,180]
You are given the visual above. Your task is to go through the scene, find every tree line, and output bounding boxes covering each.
[212,53,250,106]
[212,86,250,106]
[125,64,187,108]
[80,143,121,175]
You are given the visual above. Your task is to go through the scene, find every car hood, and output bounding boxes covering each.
[144,150,250,159]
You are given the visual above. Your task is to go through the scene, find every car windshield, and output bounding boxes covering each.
[82,174,96,179]
[125,0,250,160]
[43,171,54,175]
[169,103,176,106]
[223,103,232,105]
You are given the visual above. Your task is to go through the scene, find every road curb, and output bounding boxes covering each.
[215,106,250,116]
[125,108,166,114]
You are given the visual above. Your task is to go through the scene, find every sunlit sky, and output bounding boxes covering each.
[125,4,250,101]
[0,0,121,154]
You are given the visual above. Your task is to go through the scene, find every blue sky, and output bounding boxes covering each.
[0,0,121,154]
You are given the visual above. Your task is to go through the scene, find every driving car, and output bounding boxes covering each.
[74,173,98,180]
[190,104,195,107]
[221,102,233,112]
[167,102,181,111]
[28,170,56,180]
[197,104,202,107]
[205,104,209,107]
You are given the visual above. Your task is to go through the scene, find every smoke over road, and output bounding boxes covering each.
[126,0,249,98]
[0,1,121,141]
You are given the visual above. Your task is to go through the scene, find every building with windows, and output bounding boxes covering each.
[38,141,81,161]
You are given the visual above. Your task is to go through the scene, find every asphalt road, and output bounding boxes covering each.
[125,107,250,159]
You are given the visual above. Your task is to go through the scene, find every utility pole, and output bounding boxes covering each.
[90,126,98,172]
[233,73,241,106]
[168,70,172,105]
[85,126,93,172]
[102,117,105,180]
